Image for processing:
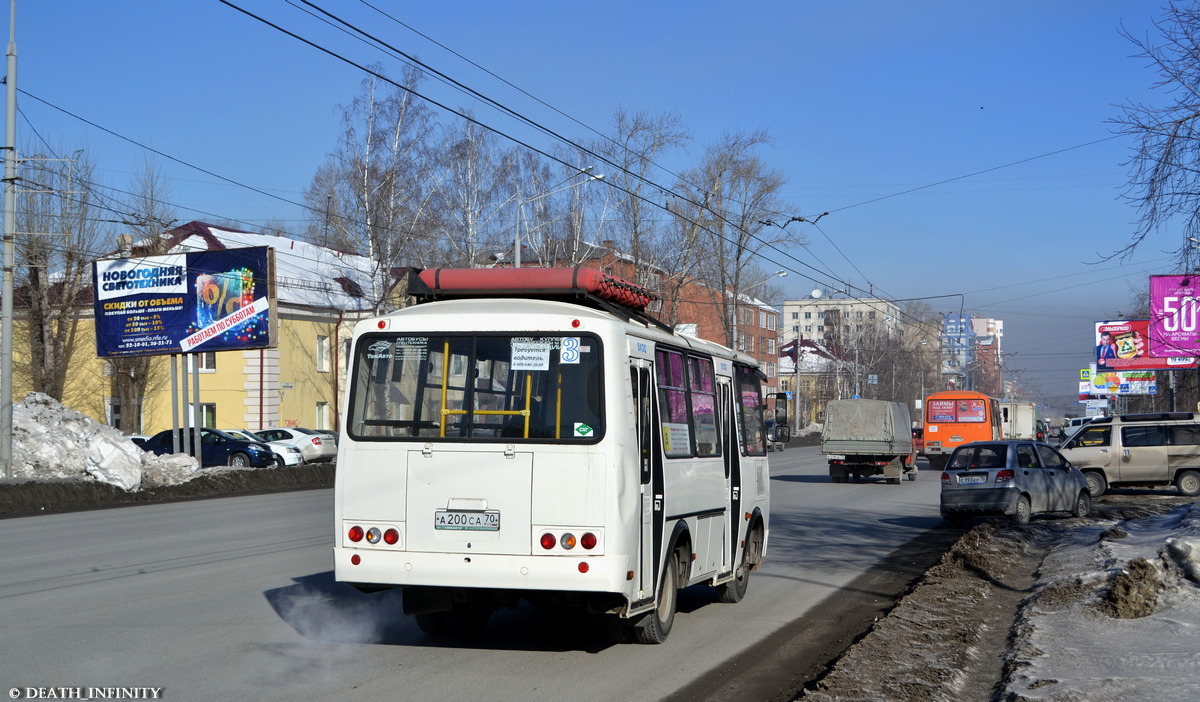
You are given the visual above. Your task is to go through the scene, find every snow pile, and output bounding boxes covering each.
[1005,501,1200,700]
[10,392,200,492]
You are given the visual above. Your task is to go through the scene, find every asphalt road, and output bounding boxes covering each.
[0,446,950,702]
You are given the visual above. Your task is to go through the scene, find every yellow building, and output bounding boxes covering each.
[12,222,377,435]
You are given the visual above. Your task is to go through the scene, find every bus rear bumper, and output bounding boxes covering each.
[333,546,633,594]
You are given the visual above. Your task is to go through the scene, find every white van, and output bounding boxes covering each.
[1059,413,1200,497]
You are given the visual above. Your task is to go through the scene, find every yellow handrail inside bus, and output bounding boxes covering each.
[439,358,533,438]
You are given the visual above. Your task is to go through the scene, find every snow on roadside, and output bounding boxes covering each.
[1004,501,1200,701]
[9,392,200,491]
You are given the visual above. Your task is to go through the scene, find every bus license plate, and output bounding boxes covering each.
[434,510,500,531]
[957,474,988,485]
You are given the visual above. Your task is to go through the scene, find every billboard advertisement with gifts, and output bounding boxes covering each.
[93,247,276,358]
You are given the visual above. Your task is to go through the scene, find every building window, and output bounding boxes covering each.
[317,335,331,373]
[316,401,331,430]
[791,312,799,320]
[196,403,216,427]
[804,312,812,319]
[805,325,812,333]
[188,352,216,373]
[792,325,800,334]
[869,311,876,319]
[766,338,776,354]
[817,325,824,332]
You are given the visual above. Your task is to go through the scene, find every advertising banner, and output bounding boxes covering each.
[93,247,276,358]
[1094,319,1195,370]
[1149,275,1200,358]
[1086,365,1158,395]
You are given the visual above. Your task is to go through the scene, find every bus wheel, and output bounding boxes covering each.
[635,553,679,644]
[718,527,761,604]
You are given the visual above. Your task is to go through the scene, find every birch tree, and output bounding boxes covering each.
[303,65,437,309]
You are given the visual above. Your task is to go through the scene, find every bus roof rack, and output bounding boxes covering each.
[404,266,671,331]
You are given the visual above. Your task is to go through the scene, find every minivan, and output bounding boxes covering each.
[1058,412,1200,497]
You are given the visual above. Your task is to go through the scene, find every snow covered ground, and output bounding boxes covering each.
[7,392,201,491]
[1004,500,1200,701]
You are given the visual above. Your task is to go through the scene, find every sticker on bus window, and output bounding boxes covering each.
[366,340,391,359]
[395,337,428,361]
[511,340,551,370]
[662,423,691,457]
[574,422,593,438]
[560,337,581,364]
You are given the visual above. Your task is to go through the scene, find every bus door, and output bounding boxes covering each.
[720,377,741,575]
[630,361,662,603]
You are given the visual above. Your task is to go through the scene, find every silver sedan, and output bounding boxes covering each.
[939,440,1091,526]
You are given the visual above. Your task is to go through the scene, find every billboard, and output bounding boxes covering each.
[93,247,276,358]
[1082,369,1158,395]
[1149,275,1200,358]
[1094,319,1195,371]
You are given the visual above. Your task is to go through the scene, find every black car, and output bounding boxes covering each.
[138,427,277,468]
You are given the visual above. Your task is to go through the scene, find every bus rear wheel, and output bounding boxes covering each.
[635,553,679,644]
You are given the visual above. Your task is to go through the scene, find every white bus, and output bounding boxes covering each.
[334,267,787,643]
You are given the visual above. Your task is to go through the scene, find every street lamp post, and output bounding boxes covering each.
[514,167,603,267]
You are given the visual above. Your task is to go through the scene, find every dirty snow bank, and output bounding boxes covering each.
[1004,501,1200,701]
[10,392,199,491]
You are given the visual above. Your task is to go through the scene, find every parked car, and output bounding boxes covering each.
[222,429,305,467]
[1058,412,1200,498]
[138,427,276,468]
[127,434,151,447]
[257,427,338,463]
[939,440,1091,527]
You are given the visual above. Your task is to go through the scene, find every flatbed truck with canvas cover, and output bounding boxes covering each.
[822,399,917,484]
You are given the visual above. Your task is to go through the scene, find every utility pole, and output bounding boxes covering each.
[1,0,17,479]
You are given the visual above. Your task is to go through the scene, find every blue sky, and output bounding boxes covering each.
[4,1,1184,411]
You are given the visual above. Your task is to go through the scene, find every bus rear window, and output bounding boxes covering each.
[347,333,603,442]
[928,399,987,423]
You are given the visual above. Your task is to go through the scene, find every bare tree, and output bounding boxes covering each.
[303,65,438,309]
[108,158,177,433]
[15,149,106,402]
[590,110,690,283]
[428,114,517,266]
[1112,2,1200,262]
[676,131,801,346]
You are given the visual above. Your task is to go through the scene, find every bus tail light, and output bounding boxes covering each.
[384,528,400,545]
[560,533,577,549]
[578,562,589,573]
[580,532,597,550]
[348,525,364,542]
[366,527,382,544]
[540,533,557,550]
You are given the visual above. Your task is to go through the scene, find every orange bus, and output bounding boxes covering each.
[922,390,1002,471]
